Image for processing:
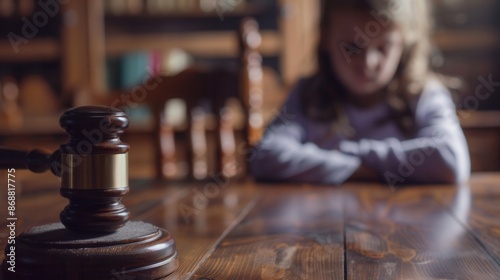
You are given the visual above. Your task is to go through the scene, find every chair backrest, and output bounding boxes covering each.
[144,18,265,181]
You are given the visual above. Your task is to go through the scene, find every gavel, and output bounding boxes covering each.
[1,106,178,280]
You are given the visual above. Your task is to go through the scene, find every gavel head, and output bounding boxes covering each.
[57,106,130,233]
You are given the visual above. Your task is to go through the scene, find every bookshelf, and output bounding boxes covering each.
[0,38,59,61]
[432,0,500,108]
[0,0,319,135]
[57,0,318,96]
[101,0,318,88]
[431,0,500,171]
[0,0,64,136]
[0,0,497,106]
[105,31,281,57]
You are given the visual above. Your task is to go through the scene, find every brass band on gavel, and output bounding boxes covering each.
[61,153,129,190]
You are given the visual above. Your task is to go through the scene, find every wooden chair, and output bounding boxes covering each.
[144,18,265,181]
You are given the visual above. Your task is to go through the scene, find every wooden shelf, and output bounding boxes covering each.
[433,30,500,51]
[459,111,500,129]
[106,30,281,57]
[0,112,154,136]
[0,38,60,62]
[0,114,63,136]
[104,3,267,19]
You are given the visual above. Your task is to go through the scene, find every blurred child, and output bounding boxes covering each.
[250,0,470,185]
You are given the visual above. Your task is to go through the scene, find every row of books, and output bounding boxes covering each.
[106,49,194,90]
[0,0,248,18]
[0,0,35,17]
[104,0,247,15]
[0,74,60,129]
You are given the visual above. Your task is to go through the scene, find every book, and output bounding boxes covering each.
[106,51,157,90]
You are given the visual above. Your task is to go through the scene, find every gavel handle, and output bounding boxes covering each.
[0,148,54,173]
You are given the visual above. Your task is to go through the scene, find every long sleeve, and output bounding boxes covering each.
[339,80,470,185]
[249,82,361,185]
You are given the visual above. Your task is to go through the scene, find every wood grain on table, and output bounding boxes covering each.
[1,174,500,279]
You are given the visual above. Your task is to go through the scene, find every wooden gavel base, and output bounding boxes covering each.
[2,221,178,280]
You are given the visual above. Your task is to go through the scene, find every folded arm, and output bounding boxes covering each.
[250,125,361,185]
[340,83,470,185]
[249,82,361,185]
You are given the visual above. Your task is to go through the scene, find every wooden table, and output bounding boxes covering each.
[1,174,500,279]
